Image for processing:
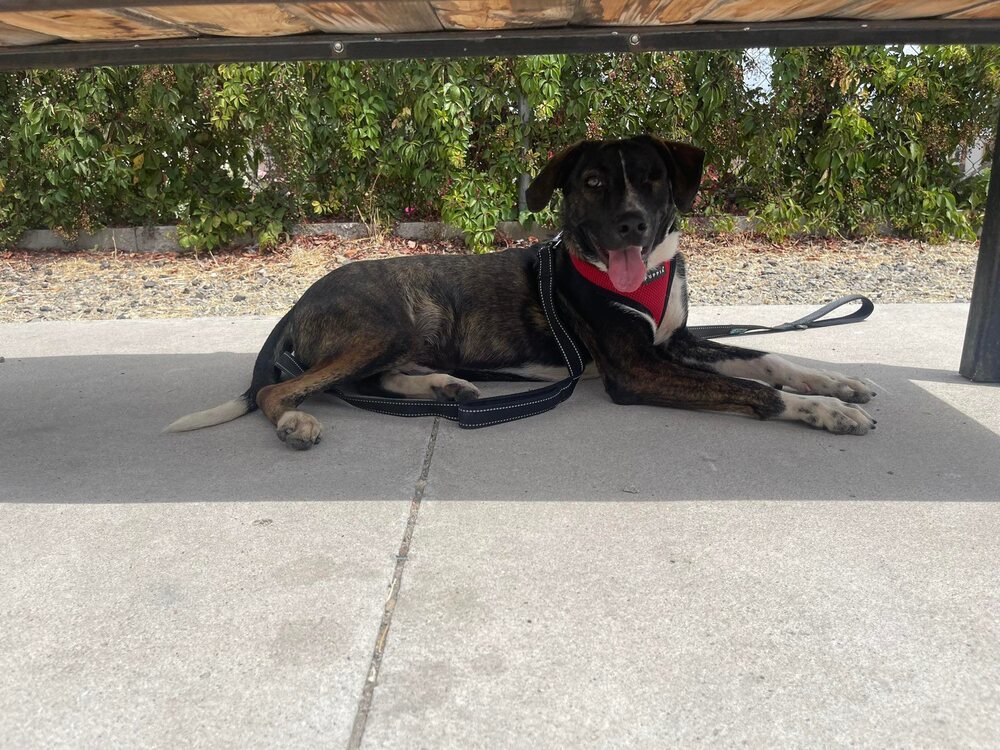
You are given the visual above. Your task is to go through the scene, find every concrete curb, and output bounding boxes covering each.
[14,223,375,253]
[12,215,903,253]
[394,222,464,242]
[12,220,562,253]
[293,222,370,240]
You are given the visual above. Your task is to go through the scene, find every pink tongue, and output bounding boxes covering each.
[607,246,646,292]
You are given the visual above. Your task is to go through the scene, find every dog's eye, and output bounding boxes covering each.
[644,172,663,186]
[584,175,603,189]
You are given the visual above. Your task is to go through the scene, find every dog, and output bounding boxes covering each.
[166,135,875,449]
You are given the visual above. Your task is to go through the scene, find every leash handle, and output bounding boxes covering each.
[276,239,587,429]
[688,295,874,339]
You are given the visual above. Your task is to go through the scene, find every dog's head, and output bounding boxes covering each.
[526,135,704,293]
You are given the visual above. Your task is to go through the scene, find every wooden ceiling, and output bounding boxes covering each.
[1,1,998,47]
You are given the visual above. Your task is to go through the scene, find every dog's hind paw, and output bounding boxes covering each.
[781,394,876,436]
[431,377,481,403]
[276,410,323,450]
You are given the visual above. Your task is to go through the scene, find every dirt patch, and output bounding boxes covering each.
[0,233,978,323]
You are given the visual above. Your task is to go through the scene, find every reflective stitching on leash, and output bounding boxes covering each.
[337,394,438,406]
[537,239,576,375]
[538,237,584,374]
[472,407,560,428]
[276,358,303,378]
[463,380,576,414]
[349,408,455,420]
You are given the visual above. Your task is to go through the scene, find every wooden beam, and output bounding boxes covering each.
[949,1,1000,18]
[2,18,999,71]
[573,0,717,26]
[0,9,194,41]
[2,0,998,38]
[0,0,419,7]
[834,0,993,19]
[431,1,575,30]
[0,18,57,44]
[704,1,857,23]
[138,4,312,36]
[284,2,443,33]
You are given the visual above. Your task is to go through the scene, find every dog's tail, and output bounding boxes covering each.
[163,310,294,433]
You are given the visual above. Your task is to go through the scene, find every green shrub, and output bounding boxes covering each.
[1,46,996,252]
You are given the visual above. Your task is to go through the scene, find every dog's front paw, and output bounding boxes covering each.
[786,370,876,404]
[276,410,323,450]
[781,394,876,436]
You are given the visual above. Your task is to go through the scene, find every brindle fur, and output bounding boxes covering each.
[166,135,875,449]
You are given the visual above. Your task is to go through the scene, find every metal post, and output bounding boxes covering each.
[517,92,531,218]
[960,111,1000,382]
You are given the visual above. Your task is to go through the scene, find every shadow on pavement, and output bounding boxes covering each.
[3,350,998,504]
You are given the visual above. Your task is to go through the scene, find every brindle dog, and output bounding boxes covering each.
[167,135,875,449]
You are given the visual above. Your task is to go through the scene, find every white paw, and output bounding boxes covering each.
[380,371,481,402]
[782,394,877,435]
[756,355,875,404]
[430,375,480,403]
[784,370,876,404]
[276,410,323,450]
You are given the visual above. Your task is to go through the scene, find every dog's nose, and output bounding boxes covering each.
[616,212,647,240]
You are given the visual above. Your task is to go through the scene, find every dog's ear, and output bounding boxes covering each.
[525,141,592,213]
[639,136,705,213]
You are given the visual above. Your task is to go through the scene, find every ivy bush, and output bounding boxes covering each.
[1,45,997,252]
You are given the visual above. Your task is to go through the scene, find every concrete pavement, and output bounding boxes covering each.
[1,304,998,748]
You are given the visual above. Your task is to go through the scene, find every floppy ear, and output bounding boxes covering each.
[639,136,705,213]
[525,141,592,213]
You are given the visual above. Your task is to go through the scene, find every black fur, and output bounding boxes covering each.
[171,135,875,448]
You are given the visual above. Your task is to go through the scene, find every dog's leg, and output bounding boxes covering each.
[256,339,408,450]
[665,329,875,404]
[379,371,481,402]
[599,350,875,435]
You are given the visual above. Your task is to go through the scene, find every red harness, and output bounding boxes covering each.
[569,254,674,326]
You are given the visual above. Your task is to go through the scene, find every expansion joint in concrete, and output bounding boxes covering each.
[347,417,439,749]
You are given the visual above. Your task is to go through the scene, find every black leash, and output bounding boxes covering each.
[687,295,874,339]
[276,239,874,428]
[276,237,586,429]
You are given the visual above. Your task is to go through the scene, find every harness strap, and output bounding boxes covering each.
[275,237,586,429]
[687,295,874,339]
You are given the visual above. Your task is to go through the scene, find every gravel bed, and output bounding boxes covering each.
[0,233,978,323]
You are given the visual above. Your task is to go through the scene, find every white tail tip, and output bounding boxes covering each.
[163,397,250,433]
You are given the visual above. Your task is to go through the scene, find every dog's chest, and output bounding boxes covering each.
[653,270,687,345]
[598,266,687,344]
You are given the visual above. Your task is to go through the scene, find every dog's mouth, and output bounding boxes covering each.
[599,246,647,293]
[577,230,650,293]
